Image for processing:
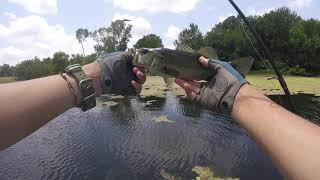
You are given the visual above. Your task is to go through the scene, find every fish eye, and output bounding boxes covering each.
[142,49,149,54]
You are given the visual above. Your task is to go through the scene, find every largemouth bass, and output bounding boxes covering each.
[132,45,253,85]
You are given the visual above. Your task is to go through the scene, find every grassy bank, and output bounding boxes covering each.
[141,75,320,98]
[0,77,16,84]
[247,75,320,96]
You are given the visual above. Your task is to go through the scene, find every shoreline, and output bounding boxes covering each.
[140,76,320,98]
[1,76,319,97]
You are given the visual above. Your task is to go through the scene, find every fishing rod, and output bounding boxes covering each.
[227,0,296,112]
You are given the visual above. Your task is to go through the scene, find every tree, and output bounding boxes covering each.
[0,64,14,76]
[255,7,301,64]
[76,28,89,57]
[91,20,132,54]
[204,16,254,60]
[51,52,69,73]
[14,57,49,80]
[175,23,204,50]
[133,34,164,49]
[289,18,320,72]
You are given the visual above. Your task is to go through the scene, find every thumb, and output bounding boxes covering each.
[199,56,221,72]
[199,56,209,68]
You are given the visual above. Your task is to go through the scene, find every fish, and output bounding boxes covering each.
[132,44,254,86]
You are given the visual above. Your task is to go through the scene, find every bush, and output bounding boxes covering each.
[283,65,307,76]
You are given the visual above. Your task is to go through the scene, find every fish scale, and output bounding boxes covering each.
[158,48,215,80]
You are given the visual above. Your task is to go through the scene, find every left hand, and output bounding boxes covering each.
[98,52,146,95]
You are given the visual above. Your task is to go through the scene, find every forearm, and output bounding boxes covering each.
[232,84,320,179]
[0,62,101,150]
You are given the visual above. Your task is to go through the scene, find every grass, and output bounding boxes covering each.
[0,77,16,84]
[142,75,320,97]
[246,75,320,96]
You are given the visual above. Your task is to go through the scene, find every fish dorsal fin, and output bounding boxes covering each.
[198,47,218,59]
[229,57,254,75]
[175,43,195,53]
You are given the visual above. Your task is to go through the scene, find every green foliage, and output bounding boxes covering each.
[255,7,301,64]
[133,34,164,49]
[205,16,254,60]
[201,7,318,75]
[175,23,205,50]
[0,64,15,77]
[283,65,307,76]
[12,52,97,80]
[51,51,69,73]
[91,20,132,54]
[289,18,320,73]
[15,58,49,80]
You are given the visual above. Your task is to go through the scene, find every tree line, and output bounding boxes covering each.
[0,7,319,80]
[175,7,320,75]
[0,53,96,80]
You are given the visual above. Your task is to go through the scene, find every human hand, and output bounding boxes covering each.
[96,52,146,96]
[175,56,247,114]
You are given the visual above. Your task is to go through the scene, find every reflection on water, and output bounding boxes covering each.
[0,93,318,180]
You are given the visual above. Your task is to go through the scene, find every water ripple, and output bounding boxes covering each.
[3,94,316,179]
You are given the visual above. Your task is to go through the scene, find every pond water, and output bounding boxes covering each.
[0,93,319,180]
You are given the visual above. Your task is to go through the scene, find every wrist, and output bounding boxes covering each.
[231,84,270,118]
[82,61,102,96]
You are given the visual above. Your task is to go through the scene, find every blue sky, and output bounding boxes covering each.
[0,0,319,65]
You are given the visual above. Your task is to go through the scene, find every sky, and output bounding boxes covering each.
[0,0,319,65]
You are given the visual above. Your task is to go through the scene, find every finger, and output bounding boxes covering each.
[175,78,200,94]
[199,56,209,68]
[188,81,202,88]
[131,81,142,95]
[175,78,188,89]
[184,82,200,94]
[133,67,146,84]
[133,67,145,74]
[185,87,198,100]
[136,71,146,84]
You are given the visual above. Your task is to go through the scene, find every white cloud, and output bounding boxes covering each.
[3,12,17,20]
[289,0,313,9]
[8,0,58,15]
[112,13,152,48]
[111,0,200,13]
[0,15,95,65]
[165,25,180,39]
[163,25,180,48]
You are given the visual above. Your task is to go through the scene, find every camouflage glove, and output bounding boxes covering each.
[195,59,248,114]
[97,52,137,95]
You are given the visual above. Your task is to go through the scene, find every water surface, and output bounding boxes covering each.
[0,93,318,180]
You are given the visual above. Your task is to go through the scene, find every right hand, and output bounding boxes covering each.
[175,56,248,115]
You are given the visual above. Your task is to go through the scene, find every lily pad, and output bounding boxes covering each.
[192,166,239,180]
[101,101,119,107]
[152,115,175,123]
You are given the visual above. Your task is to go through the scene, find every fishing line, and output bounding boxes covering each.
[237,19,283,105]
[228,0,295,112]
